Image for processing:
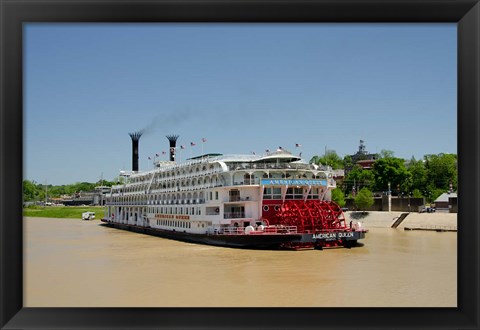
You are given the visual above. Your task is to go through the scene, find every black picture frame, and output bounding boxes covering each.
[1,0,478,329]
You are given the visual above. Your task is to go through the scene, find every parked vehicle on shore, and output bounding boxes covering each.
[420,206,436,213]
[82,211,96,220]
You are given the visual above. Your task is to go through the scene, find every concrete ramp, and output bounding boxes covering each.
[391,213,410,228]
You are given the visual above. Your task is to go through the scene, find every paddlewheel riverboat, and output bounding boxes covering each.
[101,134,367,250]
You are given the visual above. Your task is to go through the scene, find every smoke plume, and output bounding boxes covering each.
[139,109,193,136]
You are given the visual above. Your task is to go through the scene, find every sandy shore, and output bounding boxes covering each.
[344,211,457,230]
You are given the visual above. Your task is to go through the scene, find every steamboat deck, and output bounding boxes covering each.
[102,135,367,250]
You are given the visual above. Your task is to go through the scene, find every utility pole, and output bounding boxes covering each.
[44,179,48,205]
[388,182,391,212]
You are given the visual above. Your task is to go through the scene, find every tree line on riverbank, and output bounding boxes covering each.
[23,180,117,203]
[311,150,457,206]
[23,151,457,207]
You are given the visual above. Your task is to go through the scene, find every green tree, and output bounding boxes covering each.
[310,149,344,170]
[344,165,375,192]
[343,155,354,170]
[424,153,457,192]
[96,179,116,187]
[68,182,96,193]
[430,187,446,202]
[412,189,423,198]
[331,188,346,207]
[23,180,39,201]
[379,149,395,159]
[354,187,374,212]
[372,157,411,193]
[34,182,49,201]
[23,178,120,204]
[407,156,427,194]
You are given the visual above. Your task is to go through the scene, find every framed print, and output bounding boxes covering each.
[1,0,479,329]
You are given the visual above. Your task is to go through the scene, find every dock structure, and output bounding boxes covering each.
[391,213,410,228]
[404,226,457,232]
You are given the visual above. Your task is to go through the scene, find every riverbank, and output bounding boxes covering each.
[345,211,457,230]
[23,207,457,231]
[23,206,104,219]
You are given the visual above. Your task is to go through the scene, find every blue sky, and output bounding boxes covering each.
[24,23,457,185]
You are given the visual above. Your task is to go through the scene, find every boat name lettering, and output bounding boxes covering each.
[338,232,354,238]
[261,179,327,186]
[154,214,190,220]
[155,214,175,219]
[312,233,337,240]
[312,232,355,240]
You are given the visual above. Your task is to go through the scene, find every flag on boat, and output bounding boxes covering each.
[295,143,302,148]
[155,153,159,157]
[148,157,151,160]
[202,138,207,143]
[162,151,166,155]
[190,142,196,146]
[180,145,185,149]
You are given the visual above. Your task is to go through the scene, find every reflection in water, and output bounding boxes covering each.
[24,217,456,307]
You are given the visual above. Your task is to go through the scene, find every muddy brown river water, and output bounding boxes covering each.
[23,217,456,307]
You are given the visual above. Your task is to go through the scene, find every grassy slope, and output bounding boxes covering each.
[23,206,105,219]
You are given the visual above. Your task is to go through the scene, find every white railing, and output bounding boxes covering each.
[219,225,297,235]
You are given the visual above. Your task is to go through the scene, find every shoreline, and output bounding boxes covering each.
[344,211,457,231]
[25,210,458,232]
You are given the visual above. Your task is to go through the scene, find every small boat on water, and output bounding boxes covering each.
[101,134,367,250]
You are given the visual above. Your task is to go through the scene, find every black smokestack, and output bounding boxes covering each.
[129,131,142,171]
[166,135,179,162]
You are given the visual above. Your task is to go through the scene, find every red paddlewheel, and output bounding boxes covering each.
[276,200,347,233]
